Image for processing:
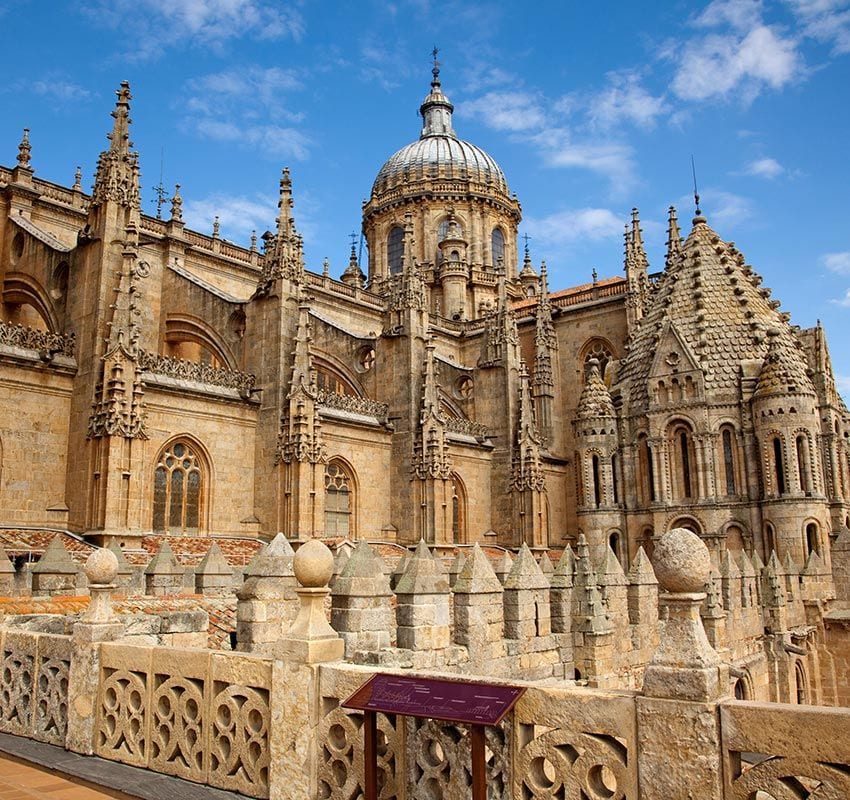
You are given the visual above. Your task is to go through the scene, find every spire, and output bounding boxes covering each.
[169,184,183,223]
[532,260,556,443]
[665,205,682,268]
[753,326,816,400]
[420,48,455,138]
[576,358,615,420]
[16,128,31,169]
[630,208,648,271]
[511,360,545,493]
[258,167,304,290]
[92,81,139,209]
[73,166,82,191]
[414,336,451,480]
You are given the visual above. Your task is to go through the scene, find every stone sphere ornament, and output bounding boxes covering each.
[652,527,711,593]
[84,546,119,586]
[293,539,334,588]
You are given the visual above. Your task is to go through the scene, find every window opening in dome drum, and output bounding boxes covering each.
[387,226,404,274]
[491,228,505,268]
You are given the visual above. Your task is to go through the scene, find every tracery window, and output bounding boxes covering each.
[581,340,613,385]
[325,461,353,537]
[316,367,357,397]
[153,440,205,534]
[387,226,404,275]
[491,228,505,267]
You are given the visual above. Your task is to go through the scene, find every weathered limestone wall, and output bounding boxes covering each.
[824,613,850,706]
[0,366,72,527]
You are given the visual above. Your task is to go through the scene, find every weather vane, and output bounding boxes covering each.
[431,46,440,81]
[349,231,358,250]
[691,154,701,217]
[522,232,532,256]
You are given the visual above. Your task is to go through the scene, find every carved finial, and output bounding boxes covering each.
[592,268,598,284]
[73,165,82,191]
[16,128,31,168]
[691,154,704,222]
[212,215,220,238]
[431,45,441,86]
[250,230,258,252]
[666,205,682,267]
[322,257,330,277]
[108,81,133,153]
[169,184,183,223]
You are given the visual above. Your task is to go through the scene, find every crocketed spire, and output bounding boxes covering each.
[577,358,615,419]
[753,326,816,400]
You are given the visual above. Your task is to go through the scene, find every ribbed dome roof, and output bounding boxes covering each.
[371,68,509,197]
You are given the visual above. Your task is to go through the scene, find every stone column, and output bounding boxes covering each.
[637,527,730,800]
[273,540,344,800]
[66,548,124,754]
[395,540,450,652]
[452,544,504,665]
[144,540,184,595]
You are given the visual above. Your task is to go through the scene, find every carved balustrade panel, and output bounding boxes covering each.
[150,674,207,780]
[0,320,75,358]
[317,666,403,800]
[96,646,272,799]
[512,686,638,800]
[408,717,510,800]
[721,701,850,800]
[0,631,71,745]
[138,349,256,393]
[0,632,37,736]
[97,667,150,767]
[208,682,271,797]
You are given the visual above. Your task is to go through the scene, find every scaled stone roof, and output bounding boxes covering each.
[616,215,814,410]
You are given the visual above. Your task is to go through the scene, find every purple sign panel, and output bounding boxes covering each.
[342,673,525,726]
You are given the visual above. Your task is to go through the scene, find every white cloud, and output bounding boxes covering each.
[531,128,636,188]
[680,188,753,227]
[459,91,547,132]
[182,66,310,160]
[831,289,850,307]
[183,192,277,242]
[670,25,802,102]
[822,251,850,274]
[744,156,785,177]
[787,0,850,54]
[585,71,668,131]
[835,373,850,394]
[695,0,764,31]
[524,208,625,248]
[83,0,304,59]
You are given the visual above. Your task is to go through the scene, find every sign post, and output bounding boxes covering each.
[343,673,525,800]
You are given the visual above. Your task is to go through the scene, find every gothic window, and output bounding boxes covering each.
[773,437,787,496]
[451,473,467,544]
[796,434,812,495]
[591,454,602,508]
[387,226,404,274]
[491,228,505,267]
[805,522,819,556]
[581,340,614,385]
[153,440,205,534]
[721,427,737,496]
[324,461,354,538]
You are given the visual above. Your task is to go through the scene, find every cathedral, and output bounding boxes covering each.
[1,66,849,576]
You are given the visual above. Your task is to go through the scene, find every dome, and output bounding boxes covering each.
[371,68,509,197]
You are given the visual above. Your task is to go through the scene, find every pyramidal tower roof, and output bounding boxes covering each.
[617,209,814,409]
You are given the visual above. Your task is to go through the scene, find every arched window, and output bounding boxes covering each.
[773,437,786,496]
[721,427,737,496]
[796,434,812,495]
[324,461,354,538]
[726,524,745,552]
[765,522,776,556]
[609,531,621,563]
[795,661,808,705]
[387,226,404,275]
[611,454,619,505]
[670,423,697,501]
[805,522,819,556]
[638,434,655,504]
[491,228,505,267]
[591,454,602,508]
[153,440,206,534]
[450,473,467,544]
[733,676,751,700]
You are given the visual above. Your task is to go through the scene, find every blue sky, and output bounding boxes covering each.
[2,0,850,390]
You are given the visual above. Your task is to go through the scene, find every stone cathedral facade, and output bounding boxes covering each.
[1,70,849,577]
